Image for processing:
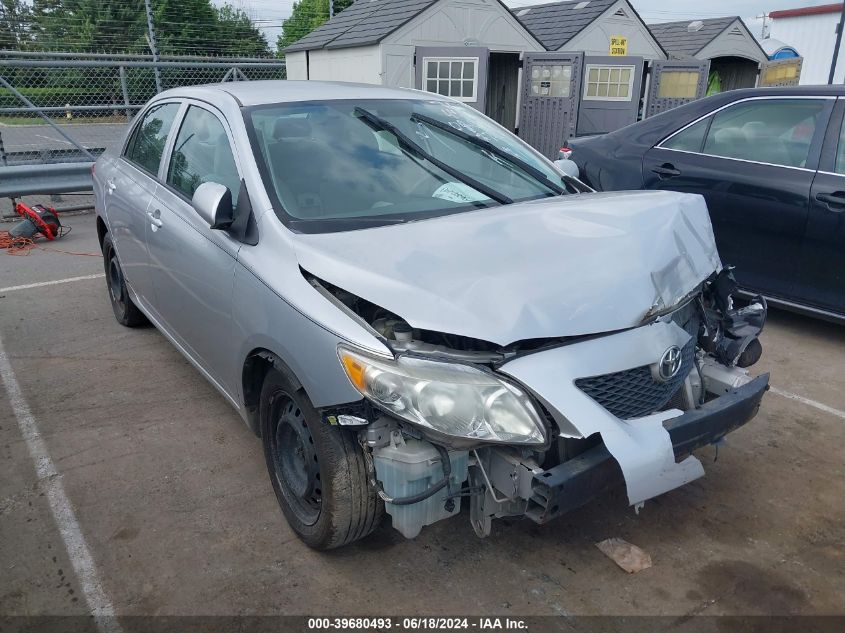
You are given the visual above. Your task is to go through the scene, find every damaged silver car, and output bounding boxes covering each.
[93,81,769,549]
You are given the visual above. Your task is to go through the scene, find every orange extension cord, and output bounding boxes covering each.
[0,227,100,257]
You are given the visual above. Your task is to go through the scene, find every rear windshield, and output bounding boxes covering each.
[244,99,573,232]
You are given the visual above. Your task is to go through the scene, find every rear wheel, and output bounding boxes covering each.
[102,233,147,327]
[260,368,383,549]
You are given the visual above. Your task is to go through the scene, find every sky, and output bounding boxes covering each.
[213,0,829,49]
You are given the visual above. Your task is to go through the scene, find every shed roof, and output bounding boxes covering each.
[648,16,746,58]
[284,0,437,53]
[511,0,618,51]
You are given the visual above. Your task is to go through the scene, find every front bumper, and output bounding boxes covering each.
[526,374,770,524]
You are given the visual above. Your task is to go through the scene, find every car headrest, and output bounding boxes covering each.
[713,127,746,145]
[273,118,311,140]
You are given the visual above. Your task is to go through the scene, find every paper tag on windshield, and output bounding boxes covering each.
[432,182,490,204]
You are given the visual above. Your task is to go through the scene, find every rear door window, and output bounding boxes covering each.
[166,105,240,203]
[124,102,180,176]
[702,98,826,168]
[662,117,710,153]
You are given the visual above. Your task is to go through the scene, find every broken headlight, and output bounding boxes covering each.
[338,346,546,445]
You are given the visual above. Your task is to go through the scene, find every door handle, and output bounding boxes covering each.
[651,164,681,178]
[815,192,845,211]
[106,179,116,194]
[147,209,163,229]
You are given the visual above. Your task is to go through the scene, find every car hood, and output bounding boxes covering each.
[292,190,721,346]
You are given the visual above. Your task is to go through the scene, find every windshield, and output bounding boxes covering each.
[245,99,573,232]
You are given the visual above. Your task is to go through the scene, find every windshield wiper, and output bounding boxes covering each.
[353,107,512,205]
[410,113,570,196]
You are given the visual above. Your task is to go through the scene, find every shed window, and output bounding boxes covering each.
[760,61,801,86]
[423,57,477,101]
[529,64,572,97]
[584,65,635,101]
[657,71,700,99]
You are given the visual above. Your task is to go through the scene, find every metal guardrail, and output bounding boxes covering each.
[0,163,93,197]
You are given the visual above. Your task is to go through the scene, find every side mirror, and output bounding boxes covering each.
[192,182,233,229]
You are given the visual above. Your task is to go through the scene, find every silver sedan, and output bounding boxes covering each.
[94,81,768,549]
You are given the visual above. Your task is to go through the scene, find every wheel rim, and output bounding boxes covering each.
[107,251,125,313]
[270,395,321,525]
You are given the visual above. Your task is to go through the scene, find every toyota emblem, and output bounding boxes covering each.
[655,346,683,382]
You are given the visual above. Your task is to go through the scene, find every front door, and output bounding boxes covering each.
[415,46,490,113]
[802,99,845,314]
[517,51,584,159]
[646,59,710,118]
[109,102,181,305]
[643,96,833,299]
[146,102,244,398]
[577,56,643,136]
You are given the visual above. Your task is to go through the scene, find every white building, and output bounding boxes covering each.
[768,3,845,84]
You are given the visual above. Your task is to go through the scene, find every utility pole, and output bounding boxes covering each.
[144,0,164,93]
[756,13,769,39]
[829,3,845,84]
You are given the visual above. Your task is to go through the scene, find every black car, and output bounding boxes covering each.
[564,86,845,321]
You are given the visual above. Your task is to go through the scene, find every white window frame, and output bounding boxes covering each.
[422,56,478,102]
[583,64,636,102]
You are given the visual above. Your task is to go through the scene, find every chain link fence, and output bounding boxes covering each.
[0,50,285,218]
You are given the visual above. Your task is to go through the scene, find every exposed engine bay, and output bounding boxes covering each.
[310,267,769,539]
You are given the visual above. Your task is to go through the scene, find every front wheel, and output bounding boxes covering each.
[260,368,383,549]
[102,233,147,327]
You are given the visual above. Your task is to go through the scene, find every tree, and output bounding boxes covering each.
[214,4,270,57]
[0,0,31,49]
[277,0,354,52]
[31,0,146,53]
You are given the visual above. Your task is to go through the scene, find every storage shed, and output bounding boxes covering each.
[283,0,544,131]
[649,17,769,91]
[513,0,665,60]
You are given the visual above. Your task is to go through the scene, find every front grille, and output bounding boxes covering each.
[574,306,699,420]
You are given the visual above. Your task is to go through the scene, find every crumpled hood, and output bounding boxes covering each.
[292,190,721,346]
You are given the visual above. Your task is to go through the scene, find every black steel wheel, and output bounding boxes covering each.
[260,367,383,549]
[101,233,147,327]
[269,396,322,526]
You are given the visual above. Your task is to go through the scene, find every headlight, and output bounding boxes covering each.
[338,346,546,445]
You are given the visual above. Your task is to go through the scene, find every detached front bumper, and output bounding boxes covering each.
[526,374,770,524]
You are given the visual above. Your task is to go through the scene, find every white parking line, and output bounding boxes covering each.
[0,335,123,633]
[770,387,845,421]
[0,273,104,294]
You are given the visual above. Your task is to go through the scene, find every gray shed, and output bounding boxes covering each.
[649,17,768,90]
[513,0,666,60]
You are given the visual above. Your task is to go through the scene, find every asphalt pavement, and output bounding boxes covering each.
[1,214,843,623]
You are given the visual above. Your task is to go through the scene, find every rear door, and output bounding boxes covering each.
[517,51,584,159]
[802,98,845,314]
[577,56,643,136]
[645,59,710,118]
[643,96,833,298]
[415,47,489,113]
[109,101,181,305]
[145,102,245,399]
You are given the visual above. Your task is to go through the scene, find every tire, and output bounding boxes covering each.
[260,368,383,549]
[101,233,147,327]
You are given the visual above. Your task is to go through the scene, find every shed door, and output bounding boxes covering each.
[758,57,803,87]
[517,52,584,159]
[415,47,490,112]
[646,59,710,118]
[577,56,644,136]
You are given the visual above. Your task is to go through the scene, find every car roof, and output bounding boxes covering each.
[155,80,449,107]
[706,85,845,98]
